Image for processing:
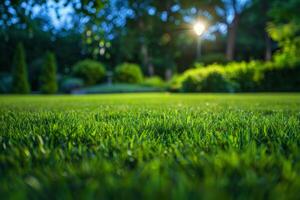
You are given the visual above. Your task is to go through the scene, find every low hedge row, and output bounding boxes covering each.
[170,61,300,92]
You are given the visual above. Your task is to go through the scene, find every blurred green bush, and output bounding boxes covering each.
[167,74,185,92]
[181,67,237,92]
[142,76,165,88]
[225,61,263,92]
[172,59,300,92]
[260,61,300,91]
[72,59,106,86]
[114,63,143,84]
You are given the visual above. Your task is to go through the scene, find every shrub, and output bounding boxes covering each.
[11,42,31,94]
[225,61,263,92]
[114,63,143,83]
[260,62,300,91]
[167,74,185,92]
[143,76,165,88]
[40,52,58,94]
[178,58,300,93]
[60,77,84,93]
[181,74,203,92]
[181,66,237,92]
[201,71,237,92]
[72,59,106,86]
[192,63,206,70]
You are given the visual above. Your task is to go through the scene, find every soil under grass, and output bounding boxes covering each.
[0,93,299,199]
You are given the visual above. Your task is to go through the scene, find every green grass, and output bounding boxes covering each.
[75,83,165,94]
[0,93,300,199]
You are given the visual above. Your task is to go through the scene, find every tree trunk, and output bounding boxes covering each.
[141,43,154,76]
[262,0,271,61]
[165,68,172,81]
[265,32,272,61]
[139,20,154,76]
[226,15,239,61]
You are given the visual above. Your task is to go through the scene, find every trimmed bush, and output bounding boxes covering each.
[202,71,237,92]
[181,67,237,92]
[40,52,58,94]
[72,59,106,86]
[143,76,165,88]
[225,61,263,92]
[181,74,202,92]
[177,59,300,93]
[114,63,143,83]
[11,42,30,94]
[167,74,185,92]
[259,62,300,91]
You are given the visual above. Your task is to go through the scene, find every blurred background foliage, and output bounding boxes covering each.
[0,0,299,93]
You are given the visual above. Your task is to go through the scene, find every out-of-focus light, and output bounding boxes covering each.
[99,48,105,55]
[193,21,206,36]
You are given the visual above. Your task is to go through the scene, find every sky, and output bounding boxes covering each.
[32,0,74,30]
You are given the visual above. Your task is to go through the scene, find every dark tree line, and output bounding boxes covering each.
[1,0,299,81]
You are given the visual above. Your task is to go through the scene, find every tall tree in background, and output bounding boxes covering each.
[0,0,107,28]
[127,0,155,76]
[235,0,274,61]
[40,52,58,94]
[112,0,179,77]
[11,42,30,94]
[124,0,222,78]
[262,0,272,61]
[217,0,249,60]
[151,0,181,79]
[267,0,300,65]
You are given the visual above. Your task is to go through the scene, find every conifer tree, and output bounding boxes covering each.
[40,52,58,94]
[11,42,31,94]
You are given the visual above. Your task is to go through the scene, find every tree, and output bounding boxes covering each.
[262,0,273,61]
[11,42,30,94]
[235,0,275,61]
[122,0,221,78]
[217,0,249,60]
[267,0,300,65]
[0,0,107,29]
[127,0,155,76]
[40,52,58,94]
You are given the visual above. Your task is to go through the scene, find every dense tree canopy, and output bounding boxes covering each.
[1,0,299,81]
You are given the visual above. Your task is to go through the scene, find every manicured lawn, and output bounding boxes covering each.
[73,83,165,94]
[0,93,300,199]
